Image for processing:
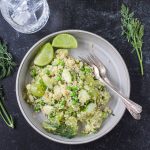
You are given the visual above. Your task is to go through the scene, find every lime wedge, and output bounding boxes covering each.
[52,34,78,48]
[34,43,54,66]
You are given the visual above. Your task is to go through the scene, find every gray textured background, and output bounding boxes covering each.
[0,0,150,149]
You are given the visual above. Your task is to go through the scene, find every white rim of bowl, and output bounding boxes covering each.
[16,29,130,144]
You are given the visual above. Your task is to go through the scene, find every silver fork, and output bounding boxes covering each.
[87,54,142,120]
[88,54,142,113]
[79,56,142,120]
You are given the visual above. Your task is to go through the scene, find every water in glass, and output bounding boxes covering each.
[0,0,50,33]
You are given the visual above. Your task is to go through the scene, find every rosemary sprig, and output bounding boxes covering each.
[121,4,144,75]
[0,41,16,79]
[0,86,14,128]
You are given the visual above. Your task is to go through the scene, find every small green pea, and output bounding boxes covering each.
[72,86,78,91]
[56,75,62,81]
[46,70,51,76]
[70,92,76,97]
[67,86,72,90]
[84,67,92,73]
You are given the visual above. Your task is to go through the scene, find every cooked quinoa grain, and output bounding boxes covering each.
[25,49,111,138]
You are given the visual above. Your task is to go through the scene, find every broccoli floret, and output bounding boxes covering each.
[33,99,45,112]
[55,124,77,138]
[42,121,78,138]
[42,121,57,132]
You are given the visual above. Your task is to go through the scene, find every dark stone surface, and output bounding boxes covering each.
[0,0,150,149]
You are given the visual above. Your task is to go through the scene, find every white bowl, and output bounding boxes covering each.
[16,30,130,144]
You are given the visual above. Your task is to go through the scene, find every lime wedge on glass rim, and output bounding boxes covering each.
[34,43,54,66]
[52,33,78,48]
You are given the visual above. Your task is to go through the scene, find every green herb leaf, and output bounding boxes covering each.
[121,4,144,75]
[0,41,16,79]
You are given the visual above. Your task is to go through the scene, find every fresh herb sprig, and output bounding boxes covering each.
[121,4,144,75]
[0,86,14,128]
[0,40,15,128]
[0,41,16,79]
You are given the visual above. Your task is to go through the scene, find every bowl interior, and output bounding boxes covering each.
[16,30,130,144]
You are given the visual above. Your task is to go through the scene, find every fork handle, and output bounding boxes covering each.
[127,107,141,120]
[103,77,141,119]
[99,77,142,115]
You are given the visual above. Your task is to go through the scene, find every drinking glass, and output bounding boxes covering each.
[0,0,50,34]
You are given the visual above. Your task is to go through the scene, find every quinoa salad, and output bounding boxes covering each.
[25,34,111,138]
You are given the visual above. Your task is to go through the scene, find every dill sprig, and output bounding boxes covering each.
[121,4,144,75]
[0,86,14,128]
[0,41,16,79]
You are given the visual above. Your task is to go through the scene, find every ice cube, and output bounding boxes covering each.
[11,10,30,25]
[11,0,38,26]
[12,9,38,26]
